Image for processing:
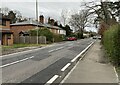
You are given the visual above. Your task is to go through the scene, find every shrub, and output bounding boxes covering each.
[29,28,53,42]
[29,28,64,43]
[53,34,63,42]
[103,24,120,66]
[77,32,83,39]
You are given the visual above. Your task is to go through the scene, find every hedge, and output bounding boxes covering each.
[103,24,120,66]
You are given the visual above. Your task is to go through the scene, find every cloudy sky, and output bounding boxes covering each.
[1,0,116,32]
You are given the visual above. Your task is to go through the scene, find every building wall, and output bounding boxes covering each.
[0,20,10,29]
[10,25,35,43]
[50,28,59,34]
[59,30,66,35]
[2,34,13,45]
[1,19,13,45]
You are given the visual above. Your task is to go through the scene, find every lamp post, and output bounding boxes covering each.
[36,0,39,44]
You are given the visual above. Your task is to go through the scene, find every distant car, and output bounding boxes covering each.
[93,36,97,39]
[93,36,101,39]
[67,37,77,41]
[98,36,101,40]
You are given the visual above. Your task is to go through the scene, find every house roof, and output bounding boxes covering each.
[10,20,65,30]
[43,24,62,30]
[10,20,43,27]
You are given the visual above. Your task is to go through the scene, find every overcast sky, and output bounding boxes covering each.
[1,0,117,32]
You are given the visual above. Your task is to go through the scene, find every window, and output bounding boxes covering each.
[7,34,11,39]
[2,20,6,26]
[0,19,2,25]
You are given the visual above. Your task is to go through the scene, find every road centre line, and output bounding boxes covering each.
[45,75,59,84]
[48,47,64,53]
[0,56,34,68]
[0,45,54,58]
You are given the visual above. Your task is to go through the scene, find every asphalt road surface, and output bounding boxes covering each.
[1,38,94,84]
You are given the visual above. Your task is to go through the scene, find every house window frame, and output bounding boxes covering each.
[7,34,11,39]
[0,19,2,25]
[2,20,6,26]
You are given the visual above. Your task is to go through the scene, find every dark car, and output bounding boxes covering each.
[67,37,77,41]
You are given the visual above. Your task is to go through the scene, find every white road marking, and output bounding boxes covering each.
[61,63,71,72]
[60,61,80,83]
[71,41,94,62]
[113,67,120,84]
[0,45,54,58]
[0,56,34,68]
[45,75,59,84]
[48,47,64,53]
[68,44,73,46]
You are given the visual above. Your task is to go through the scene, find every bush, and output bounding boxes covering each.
[77,32,83,39]
[29,28,64,43]
[53,34,63,42]
[103,24,120,66]
[29,28,53,42]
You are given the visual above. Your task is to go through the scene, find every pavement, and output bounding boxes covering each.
[62,40,119,84]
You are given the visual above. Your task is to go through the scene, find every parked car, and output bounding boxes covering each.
[67,37,77,41]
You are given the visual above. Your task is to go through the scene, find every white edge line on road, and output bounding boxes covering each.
[0,56,34,68]
[71,41,94,62]
[60,61,80,83]
[61,63,71,72]
[46,75,59,84]
[0,45,54,58]
[113,67,120,84]
[61,41,94,83]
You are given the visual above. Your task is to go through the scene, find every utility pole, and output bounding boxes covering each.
[36,0,39,44]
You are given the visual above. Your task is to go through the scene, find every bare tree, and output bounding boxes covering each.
[1,7,10,15]
[69,9,91,33]
[14,10,22,22]
[61,9,68,26]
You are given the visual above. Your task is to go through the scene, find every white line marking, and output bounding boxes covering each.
[61,41,94,83]
[48,47,64,53]
[61,63,71,72]
[113,67,120,83]
[71,41,94,62]
[48,49,55,53]
[0,45,54,58]
[0,56,34,68]
[46,75,59,84]
[60,61,80,83]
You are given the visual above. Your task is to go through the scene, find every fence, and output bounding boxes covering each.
[17,36,46,44]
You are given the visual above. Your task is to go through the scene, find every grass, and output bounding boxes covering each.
[2,44,48,51]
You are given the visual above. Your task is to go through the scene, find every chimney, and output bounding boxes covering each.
[50,19,54,25]
[39,15,44,24]
[48,17,51,24]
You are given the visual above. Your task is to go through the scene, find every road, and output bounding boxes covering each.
[1,38,94,84]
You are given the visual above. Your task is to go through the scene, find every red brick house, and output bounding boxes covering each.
[0,13,13,45]
[10,15,66,43]
[10,20,44,43]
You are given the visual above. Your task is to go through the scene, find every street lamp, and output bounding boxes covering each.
[36,0,39,44]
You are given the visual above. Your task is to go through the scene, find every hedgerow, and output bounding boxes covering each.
[103,24,120,66]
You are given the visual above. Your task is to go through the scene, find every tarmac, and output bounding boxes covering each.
[62,40,119,84]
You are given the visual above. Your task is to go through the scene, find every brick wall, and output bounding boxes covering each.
[10,25,35,43]
[0,20,10,29]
